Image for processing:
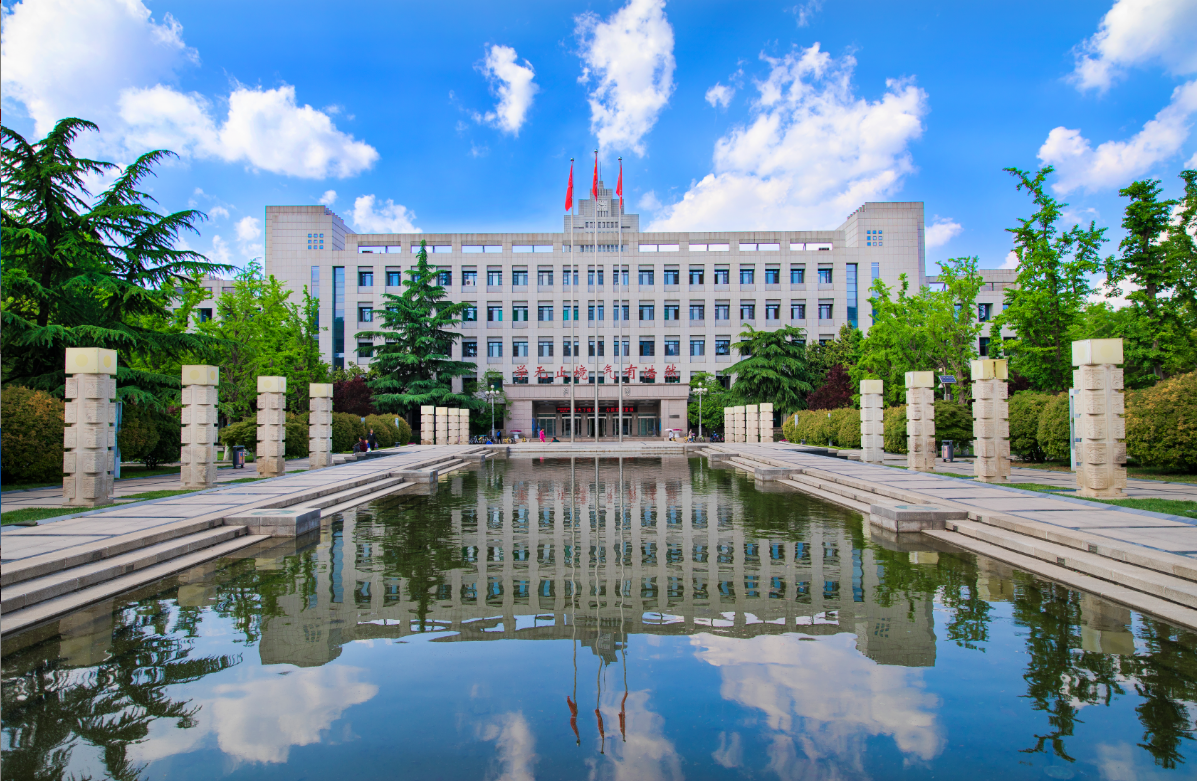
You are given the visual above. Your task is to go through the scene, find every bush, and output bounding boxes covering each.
[830,407,860,447]
[781,413,798,443]
[883,406,907,453]
[144,409,181,468]
[1,386,66,485]
[286,412,309,459]
[333,376,376,416]
[363,414,400,448]
[220,418,257,449]
[808,364,853,411]
[118,403,179,468]
[933,400,973,450]
[1126,371,1197,471]
[332,412,367,453]
[1008,391,1052,462]
[394,416,412,445]
[1037,393,1071,462]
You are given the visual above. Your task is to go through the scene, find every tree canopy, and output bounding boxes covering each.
[725,324,814,413]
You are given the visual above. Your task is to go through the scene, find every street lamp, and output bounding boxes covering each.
[484,389,501,440]
[694,385,708,441]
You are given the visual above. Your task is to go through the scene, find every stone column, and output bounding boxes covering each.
[63,348,117,507]
[904,371,936,472]
[458,408,470,444]
[420,406,435,444]
[1072,339,1127,498]
[745,404,759,443]
[309,383,333,469]
[859,379,884,464]
[723,407,732,441]
[971,359,1011,483]
[448,408,460,445]
[256,376,287,477]
[730,406,744,442]
[180,365,219,489]
[436,406,449,445]
[759,403,774,442]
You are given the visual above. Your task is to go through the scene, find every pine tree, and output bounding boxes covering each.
[726,324,814,412]
[360,240,480,414]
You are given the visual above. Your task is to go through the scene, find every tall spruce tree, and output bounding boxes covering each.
[990,166,1107,391]
[1,119,227,402]
[726,324,814,412]
[360,240,480,415]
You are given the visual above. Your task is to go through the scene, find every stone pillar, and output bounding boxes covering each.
[63,348,117,507]
[860,379,885,464]
[1072,339,1127,498]
[256,376,287,477]
[180,365,219,489]
[420,406,435,444]
[723,407,732,441]
[448,408,460,445]
[759,403,774,442]
[904,371,936,472]
[309,383,333,469]
[745,404,759,443]
[435,407,449,445]
[458,408,470,444]
[971,359,1010,483]
[730,406,744,442]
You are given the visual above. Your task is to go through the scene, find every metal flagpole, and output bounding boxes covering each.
[569,159,576,443]
[617,157,623,443]
[593,150,600,444]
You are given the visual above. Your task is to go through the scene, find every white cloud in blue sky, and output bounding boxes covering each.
[475,44,539,136]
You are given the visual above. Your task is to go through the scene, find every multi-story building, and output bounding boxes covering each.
[264,189,938,437]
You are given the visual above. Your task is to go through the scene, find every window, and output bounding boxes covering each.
[979,336,991,357]
[387,270,402,286]
[537,269,554,286]
[764,268,780,285]
[413,244,452,254]
[740,267,755,284]
[562,268,578,286]
[689,267,704,284]
[614,301,630,321]
[713,268,730,285]
[487,269,502,286]
[359,270,374,287]
[437,269,451,286]
[690,338,706,356]
[563,304,579,321]
[639,269,655,285]
[359,306,374,323]
[613,338,630,357]
[462,304,478,321]
[663,303,680,321]
[689,243,729,252]
[740,302,756,320]
[639,339,655,357]
[513,245,554,252]
[563,338,579,357]
[847,263,858,328]
[639,303,655,321]
[740,242,780,251]
[978,303,993,321]
[307,232,325,250]
[588,269,605,285]
[487,341,503,357]
[818,301,833,320]
[488,305,504,322]
[333,267,345,369]
[512,305,528,321]
[865,229,884,247]
[462,244,503,253]
[689,303,705,321]
[664,338,680,356]
[513,339,529,357]
[715,339,731,356]
[463,340,478,357]
[663,269,680,285]
[614,267,629,286]
[588,338,605,357]
[715,303,730,320]
[512,269,529,286]
[765,302,780,320]
[357,341,374,358]
[818,268,833,284]
[197,308,213,323]
[461,270,477,287]
[791,267,805,284]
[588,303,605,321]
[537,305,554,322]
[791,302,806,320]
[538,339,554,358]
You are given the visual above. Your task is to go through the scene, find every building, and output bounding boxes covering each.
[263,191,1005,436]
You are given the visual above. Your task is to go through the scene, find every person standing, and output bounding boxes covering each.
[367,428,378,450]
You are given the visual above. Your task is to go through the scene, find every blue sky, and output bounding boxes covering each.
[3,0,1196,279]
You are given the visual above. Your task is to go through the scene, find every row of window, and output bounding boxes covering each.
[357,301,833,324]
[354,267,834,288]
[356,241,834,255]
[462,336,745,359]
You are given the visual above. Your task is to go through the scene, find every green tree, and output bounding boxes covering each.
[1,119,228,403]
[805,323,861,389]
[687,371,732,433]
[361,241,480,415]
[726,325,814,413]
[990,166,1107,391]
[1163,171,1197,325]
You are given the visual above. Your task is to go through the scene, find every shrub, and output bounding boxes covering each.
[364,414,400,448]
[118,403,179,468]
[1008,391,1052,462]
[781,413,798,443]
[933,400,973,450]
[393,416,412,445]
[333,376,376,416]
[143,409,181,468]
[1,386,66,485]
[1126,371,1197,471]
[1037,393,1071,462]
[220,418,257,450]
[831,407,860,447]
[332,412,367,452]
[807,364,853,411]
[883,406,907,453]
[285,412,309,459]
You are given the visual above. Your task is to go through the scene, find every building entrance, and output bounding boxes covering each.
[533,401,661,439]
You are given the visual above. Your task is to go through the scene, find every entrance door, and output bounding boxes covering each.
[536,417,556,437]
[638,416,659,437]
[587,417,607,437]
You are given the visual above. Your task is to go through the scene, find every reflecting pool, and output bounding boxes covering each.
[3,457,1197,780]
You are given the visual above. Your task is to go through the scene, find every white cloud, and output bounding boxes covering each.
[319,190,337,206]
[208,205,230,220]
[478,712,537,781]
[576,0,675,155]
[648,44,928,231]
[1001,250,1019,269]
[595,690,683,781]
[1038,79,1197,193]
[351,194,420,233]
[793,0,824,27]
[1071,0,1197,92]
[477,45,539,136]
[235,216,261,242]
[924,217,963,248]
[705,83,734,109]
[638,190,663,211]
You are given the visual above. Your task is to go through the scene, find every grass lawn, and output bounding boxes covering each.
[1012,460,1197,484]
[960,481,1197,519]
[1,478,267,526]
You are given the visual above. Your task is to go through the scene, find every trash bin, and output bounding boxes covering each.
[232,445,246,469]
[941,440,954,462]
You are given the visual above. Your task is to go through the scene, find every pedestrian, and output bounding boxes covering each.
[539,428,546,443]
[368,428,378,450]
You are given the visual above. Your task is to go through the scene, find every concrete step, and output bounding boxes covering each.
[317,481,414,518]
[302,476,409,511]
[1,525,250,614]
[783,473,889,512]
[1,533,269,638]
[943,519,1197,610]
[777,477,874,515]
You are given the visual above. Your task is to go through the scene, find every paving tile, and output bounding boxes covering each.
[1008,510,1191,529]
[909,488,1022,499]
[953,497,1089,512]
[1090,526,1197,553]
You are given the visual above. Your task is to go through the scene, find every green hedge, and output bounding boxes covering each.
[1,386,65,485]
[831,407,860,448]
[333,412,367,453]
[784,409,834,445]
[286,413,309,459]
[1126,371,1197,471]
[934,400,973,449]
[220,418,257,449]
[1037,394,1072,462]
[118,403,180,468]
[883,406,907,453]
[1008,391,1052,462]
[363,414,400,448]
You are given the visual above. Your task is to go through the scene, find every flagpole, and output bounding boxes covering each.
[569,159,576,443]
[593,150,600,444]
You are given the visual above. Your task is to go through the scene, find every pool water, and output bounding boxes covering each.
[3,456,1196,780]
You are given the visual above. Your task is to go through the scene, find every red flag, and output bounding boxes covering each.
[615,159,623,213]
[565,160,574,212]
[591,152,599,199]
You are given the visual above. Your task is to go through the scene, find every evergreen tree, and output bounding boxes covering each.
[990,166,1107,392]
[1,119,227,402]
[1161,170,1197,347]
[361,240,480,414]
[726,325,814,412]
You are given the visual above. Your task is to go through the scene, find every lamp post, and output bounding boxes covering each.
[484,389,500,439]
[694,385,708,441]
